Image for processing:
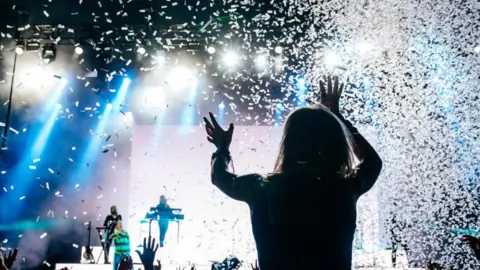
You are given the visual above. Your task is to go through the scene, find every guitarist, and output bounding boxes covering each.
[103,205,122,264]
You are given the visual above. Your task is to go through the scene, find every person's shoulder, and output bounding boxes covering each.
[243,173,269,186]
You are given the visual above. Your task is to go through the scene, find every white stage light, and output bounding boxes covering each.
[137,46,146,55]
[167,67,196,89]
[256,55,268,69]
[474,46,480,53]
[106,103,113,110]
[15,45,24,55]
[274,46,283,54]
[75,46,84,55]
[356,42,374,54]
[223,52,239,67]
[55,104,62,110]
[218,102,225,109]
[153,53,166,66]
[324,51,340,68]
[144,88,165,107]
[207,46,216,54]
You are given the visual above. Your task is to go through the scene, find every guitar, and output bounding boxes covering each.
[82,222,94,262]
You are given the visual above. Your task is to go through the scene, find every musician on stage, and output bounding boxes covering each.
[107,220,131,270]
[103,205,122,264]
[155,195,170,247]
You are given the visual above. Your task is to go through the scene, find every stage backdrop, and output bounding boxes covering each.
[130,125,381,265]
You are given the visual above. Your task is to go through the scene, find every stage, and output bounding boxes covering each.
[62,248,415,269]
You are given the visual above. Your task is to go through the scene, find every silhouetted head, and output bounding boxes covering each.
[110,205,117,215]
[159,195,167,204]
[274,105,356,179]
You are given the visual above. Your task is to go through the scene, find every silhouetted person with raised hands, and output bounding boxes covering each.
[204,76,383,270]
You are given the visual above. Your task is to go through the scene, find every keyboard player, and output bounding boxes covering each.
[153,195,170,247]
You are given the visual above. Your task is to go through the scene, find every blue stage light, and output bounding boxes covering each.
[218,103,225,109]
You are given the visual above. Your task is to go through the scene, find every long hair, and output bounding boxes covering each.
[274,105,357,180]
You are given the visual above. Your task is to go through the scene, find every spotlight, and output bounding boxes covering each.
[207,46,216,54]
[106,103,113,110]
[122,77,132,87]
[153,53,166,66]
[256,55,268,69]
[218,102,225,109]
[297,77,306,87]
[15,45,24,55]
[144,88,164,107]
[55,104,62,110]
[137,46,146,55]
[166,66,196,89]
[74,45,84,55]
[274,46,283,54]
[324,51,340,68]
[223,51,239,67]
[42,44,56,63]
[355,42,374,54]
[60,78,68,89]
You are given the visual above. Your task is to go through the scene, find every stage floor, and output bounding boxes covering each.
[69,247,416,269]
[56,264,425,270]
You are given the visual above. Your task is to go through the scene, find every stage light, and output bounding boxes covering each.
[474,46,480,53]
[223,52,239,67]
[276,103,283,109]
[122,77,131,87]
[144,88,165,107]
[356,42,374,54]
[274,46,283,54]
[60,78,68,89]
[137,46,146,55]
[218,102,225,109]
[207,46,216,54]
[324,51,340,68]
[166,66,196,89]
[74,46,84,55]
[106,103,113,110]
[297,77,306,87]
[153,53,166,66]
[256,55,268,69]
[55,104,62,110]
[42,44,56,64]
[15,45,24,55]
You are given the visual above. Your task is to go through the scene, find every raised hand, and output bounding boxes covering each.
[318,76,344,115]
[153,259,162,270]
[204,112,234,151]
[463,235,480,249]
[0,246,18,270]
[251,260,259,270]
[135,236,159,270]
[118,257,132,270]
[463,235,480,260]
